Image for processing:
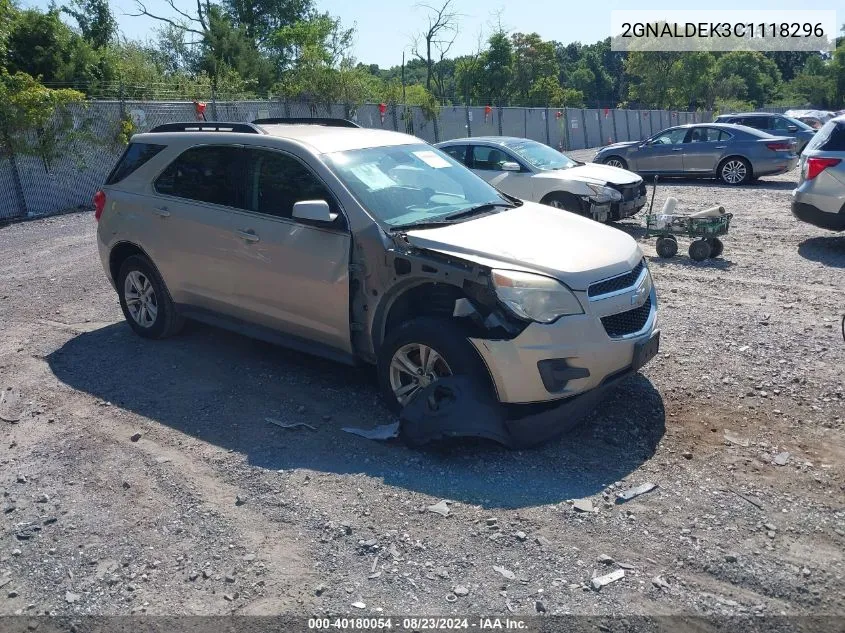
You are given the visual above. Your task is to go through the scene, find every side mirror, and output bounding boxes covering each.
[500,161,521,172]
[292,200,337,223]
[787,125,798,133]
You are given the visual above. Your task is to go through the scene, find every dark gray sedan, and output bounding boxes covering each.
[593,123,799,185]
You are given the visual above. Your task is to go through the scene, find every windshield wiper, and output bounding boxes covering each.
[442,201,515,221]
[389,218,459,231]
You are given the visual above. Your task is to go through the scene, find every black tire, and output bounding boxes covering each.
[708,237,724,258]
[717,156,751,185]
[655,236,678,258]
[541,191,589,217]
[377,317,492,414]
[688,239,712,262]
[603,156,628,170]
[117,254,184,339]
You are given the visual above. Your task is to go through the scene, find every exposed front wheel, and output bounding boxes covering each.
[117,255,184,339]
[603,156,628,170]
[718,157,751,185]
[377,317,491,413]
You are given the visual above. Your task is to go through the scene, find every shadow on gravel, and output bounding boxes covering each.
[46,322,665,509]
[647,255,736,270]
[798,236,845,269]
[640,176,796,191]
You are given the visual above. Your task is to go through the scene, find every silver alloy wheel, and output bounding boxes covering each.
[388,343,453,406]
[721,160,747,184]
[124,270,158,328]
[605,158,625,168]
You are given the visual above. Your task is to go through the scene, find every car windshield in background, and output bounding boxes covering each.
[784,116,814,131]
[325,144,512,229]
[501,139,576,171]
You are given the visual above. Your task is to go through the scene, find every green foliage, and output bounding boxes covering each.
[114,114,135,147]
[480,31,513,106]
[713,51,781,108]
[0,70,86,170]
[61,0,116,49]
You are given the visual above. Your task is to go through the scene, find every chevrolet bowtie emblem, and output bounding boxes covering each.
[631,278,650,306]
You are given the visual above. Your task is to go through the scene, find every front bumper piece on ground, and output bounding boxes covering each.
[399,329,660,448]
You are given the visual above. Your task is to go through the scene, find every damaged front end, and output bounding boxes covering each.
[346,226,628,449]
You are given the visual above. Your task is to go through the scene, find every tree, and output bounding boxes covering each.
[713,51,781,107]
[61,0,116,49]
[480,30,513,106]
[624,51,680,108]
[410,0,459,100]
[510,32,557,105]
[668,52,714,109]
[0,69,85,169]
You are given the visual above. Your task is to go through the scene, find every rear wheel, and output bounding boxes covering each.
[707,238,724,258]
[117,255,183,339]
[377,317,492,413]
[655,236,678,258]
[718,157,751,185]
[603,156,628,170]
[688,239,712,262]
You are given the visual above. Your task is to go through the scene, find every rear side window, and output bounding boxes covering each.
[805,121,845,152]
[105,143,166,185]
[154,146,245,208]
[739,117,770,130]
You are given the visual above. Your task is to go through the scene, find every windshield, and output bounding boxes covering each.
[783,116,814,131]
[325,144,512,228]
[501,139,577,170]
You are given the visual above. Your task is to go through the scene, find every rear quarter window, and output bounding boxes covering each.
[806,121,845,152]
[105,143,166,185]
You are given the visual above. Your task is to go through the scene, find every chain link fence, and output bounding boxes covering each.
[0,99,711,221]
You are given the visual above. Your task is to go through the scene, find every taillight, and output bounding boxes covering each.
[93,190,106,221]
[806,157,841,181]
[765,142,792,152]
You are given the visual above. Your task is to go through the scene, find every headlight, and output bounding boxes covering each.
[586,183,622,202]
[491,270,584,323]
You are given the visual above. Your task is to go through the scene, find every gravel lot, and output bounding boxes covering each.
[1,154,844,625]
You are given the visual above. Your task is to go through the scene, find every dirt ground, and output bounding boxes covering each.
[1,155,844,625]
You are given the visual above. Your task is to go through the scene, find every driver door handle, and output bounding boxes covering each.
[153,206,170,217]
[715,145,726,149]
[237,229,260,243]
[672,147,683,151]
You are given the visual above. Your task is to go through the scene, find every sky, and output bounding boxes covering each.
[26,0,841,68]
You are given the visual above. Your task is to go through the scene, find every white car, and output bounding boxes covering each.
[435,137,648,222]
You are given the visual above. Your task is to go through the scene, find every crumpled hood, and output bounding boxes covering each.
[534,162,642,186]
[405,201,642,290]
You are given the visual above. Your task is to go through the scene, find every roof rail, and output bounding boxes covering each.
[148,122,264,134]
[252,117,361,128]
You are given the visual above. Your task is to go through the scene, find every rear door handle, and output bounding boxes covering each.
[154,206,170,217]
[237,229,260,242]
[715,145,726,149]
[672,147,683,151]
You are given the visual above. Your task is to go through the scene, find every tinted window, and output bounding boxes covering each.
[687,127,727,143]
[805,120,845,152]
[650,128,687,145]
[106,143,166,185]
[245,149,335,219]
[155,146,245,208]
[441,145,468,164]
[739,117,770,130]
[471,146,514,170]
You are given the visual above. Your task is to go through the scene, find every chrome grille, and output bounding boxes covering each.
[601,296,652,338]
[588,260,644,298]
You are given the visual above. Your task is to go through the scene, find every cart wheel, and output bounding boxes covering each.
[656,236,678,258]
[707,238,724,258]
[689,239,712,262]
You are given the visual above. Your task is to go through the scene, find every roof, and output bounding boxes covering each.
[135,123,421,155]
[436,136,538,145]
[715,112,774,117]
[259,124,419,153]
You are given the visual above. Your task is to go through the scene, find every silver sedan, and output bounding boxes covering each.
[593,123,799,185]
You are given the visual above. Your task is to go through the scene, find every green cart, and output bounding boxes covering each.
[645,212,733,261]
